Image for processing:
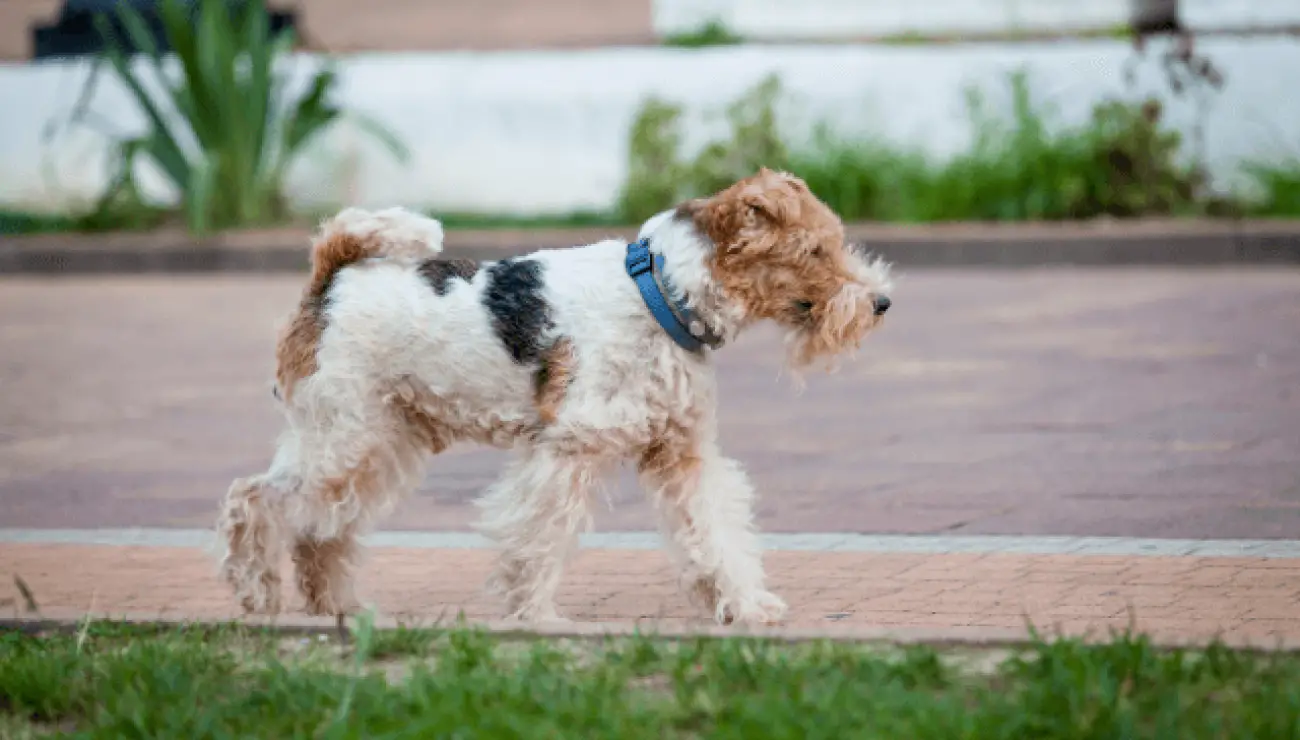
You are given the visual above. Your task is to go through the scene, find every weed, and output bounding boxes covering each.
[618,97,690,223]
[1244,159,1300,217]
[663,19,744,48]
[619,70,1221,223]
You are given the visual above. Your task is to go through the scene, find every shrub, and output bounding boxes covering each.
[619,70,1211,223]
[68,0,406,234]
[1243,159,1300,217]
[662,19,744,48]
[618,74,788,222]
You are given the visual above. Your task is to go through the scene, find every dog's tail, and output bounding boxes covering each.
[305,206,445,300]
[274,208,445,403]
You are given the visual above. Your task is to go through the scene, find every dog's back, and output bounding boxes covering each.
[275,208,446,403]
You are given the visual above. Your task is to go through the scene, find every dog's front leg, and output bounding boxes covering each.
[638,438,787,626]
[475,444,599,623]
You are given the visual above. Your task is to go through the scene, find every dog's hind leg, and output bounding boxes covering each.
[475,444,603,622]
[286,405,430,617]
[291,526,361,616]
[217,473,288,614]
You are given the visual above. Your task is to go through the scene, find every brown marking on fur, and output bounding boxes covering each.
[384,375,529,451]
[317,453,384,507]
[533,337,577,425]
[292,532,359,616]
[637,429,737,619]
[275,230,382,402]
[637,418,703,514]
[679,167,879,368]
[389,380,458,454]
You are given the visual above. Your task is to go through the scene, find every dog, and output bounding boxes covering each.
[217,168,893,626]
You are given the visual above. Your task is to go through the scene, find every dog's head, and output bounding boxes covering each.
[678,168,892,370]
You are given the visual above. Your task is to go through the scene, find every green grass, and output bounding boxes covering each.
[663,19,744,48]
[877,23,1135,45]
[2,620,1300,738]
[1244,159,1300,217]
[0,206,171,236]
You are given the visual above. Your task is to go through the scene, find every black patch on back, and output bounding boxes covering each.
[482,258,551,365]
[418,258,481,296]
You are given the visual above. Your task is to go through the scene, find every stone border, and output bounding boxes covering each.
[7,528,1300,559]
[4,609,1297,652]
[4,218,1299,274]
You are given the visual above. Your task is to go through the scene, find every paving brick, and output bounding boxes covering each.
[4,271,1299,538]
[7,543,1298,644]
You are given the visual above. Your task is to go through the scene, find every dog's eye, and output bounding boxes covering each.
[809,246,822,257]
[795,300,814,312]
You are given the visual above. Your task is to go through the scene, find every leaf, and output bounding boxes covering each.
[185,154,217,235]
[282,67,343,157]
[92,13,192,190]
[159,0,218,146]
[346,110,411,164]
[64,0,405,233]
[14,575,39,613]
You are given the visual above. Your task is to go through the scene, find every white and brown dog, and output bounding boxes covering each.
[218,168,892,626]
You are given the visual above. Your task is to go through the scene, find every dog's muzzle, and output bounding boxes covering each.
[872,295,891,316]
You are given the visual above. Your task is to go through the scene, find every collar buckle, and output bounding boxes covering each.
[624,240,654,278]
[625,238,724,354]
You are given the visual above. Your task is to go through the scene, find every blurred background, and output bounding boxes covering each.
[1,0,1298,230]
[0,0,1298,542]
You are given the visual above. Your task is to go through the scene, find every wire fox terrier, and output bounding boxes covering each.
[217,168,893,626]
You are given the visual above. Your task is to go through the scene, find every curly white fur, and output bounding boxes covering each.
[218,171,892,625]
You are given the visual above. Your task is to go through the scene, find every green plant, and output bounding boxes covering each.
[3,623,1300,738]
[618,97,689,222]
[620,70,1211,223]
[1243,159,1300,217]
[618,74,788,222]
[662,19,744,48]
[690,74,789,196]
[916,72,1205,220]
[69,0,406,234]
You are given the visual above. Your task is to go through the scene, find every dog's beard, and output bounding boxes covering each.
[782,282,880,381]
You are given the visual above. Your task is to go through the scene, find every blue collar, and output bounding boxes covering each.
[625,238,724,353]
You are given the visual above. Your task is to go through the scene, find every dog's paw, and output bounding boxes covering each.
[502,612,572,627]
[303,599,359,617]
[502,600,569,625]
[239,589,282,616]
[718,590,787,627]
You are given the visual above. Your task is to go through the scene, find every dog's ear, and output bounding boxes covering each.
[740,169,801,226]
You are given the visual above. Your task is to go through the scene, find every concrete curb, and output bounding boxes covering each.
[4,219,1300,274]
[3,609,1297,652]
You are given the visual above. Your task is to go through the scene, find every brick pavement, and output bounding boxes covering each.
[2,270,1298,538]
[2,268,1299,645]
[3,542,1299,645]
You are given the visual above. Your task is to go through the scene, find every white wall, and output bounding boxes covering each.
[652,0,1300,38]
[1,35,1298,216]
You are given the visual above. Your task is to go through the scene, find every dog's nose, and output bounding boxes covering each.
[873,295,891,316]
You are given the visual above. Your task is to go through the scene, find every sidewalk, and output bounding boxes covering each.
[4,538,1298,645]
